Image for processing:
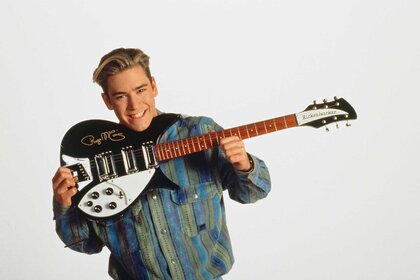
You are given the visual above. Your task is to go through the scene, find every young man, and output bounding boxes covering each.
[52,48,271,279]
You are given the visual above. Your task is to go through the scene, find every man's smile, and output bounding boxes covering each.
[129,110,146,119]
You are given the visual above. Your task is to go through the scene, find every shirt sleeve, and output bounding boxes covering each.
[53,199,104,254]
[218,151,271,204]
[199,116,271,203]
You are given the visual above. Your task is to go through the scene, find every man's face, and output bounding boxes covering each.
[102,66,158,132]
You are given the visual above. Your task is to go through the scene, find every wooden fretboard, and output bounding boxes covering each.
[154,114,297,161]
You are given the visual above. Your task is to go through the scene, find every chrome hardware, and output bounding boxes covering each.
[105,188,114,195]
[312,100,317,110]
[142,142,158,169]
[95,151,117,182]
[93,205,102,213]
[91,192,99,199]
[121,146,138,174]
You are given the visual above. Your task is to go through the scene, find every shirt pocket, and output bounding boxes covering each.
[171,182,223,237]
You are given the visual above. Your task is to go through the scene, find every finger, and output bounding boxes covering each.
[220,136,240,145]
[52,168,74,190]
[54,178,77,195]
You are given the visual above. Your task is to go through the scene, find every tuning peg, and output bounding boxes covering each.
[333,96,340,106]
[312,100,318,110]
[323,99,329,108]
[336,122,339,129]
[325,126,330,132]
[346,121,351,127]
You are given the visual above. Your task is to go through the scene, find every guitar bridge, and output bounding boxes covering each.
[142,142,158,169]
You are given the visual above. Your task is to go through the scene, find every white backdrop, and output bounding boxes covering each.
[1,0,419,279]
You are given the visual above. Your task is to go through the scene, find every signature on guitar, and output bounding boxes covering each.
[80,130,126,146]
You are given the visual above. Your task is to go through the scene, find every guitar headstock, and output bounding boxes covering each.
[296,97,357,129]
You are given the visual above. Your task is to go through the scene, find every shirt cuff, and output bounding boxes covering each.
[53,198,76,218]
[235,153,255,176]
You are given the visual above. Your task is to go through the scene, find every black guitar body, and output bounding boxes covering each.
[58,97,358,220]
[60,113,180,220]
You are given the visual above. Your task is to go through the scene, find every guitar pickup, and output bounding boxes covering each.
[121,146,138,174]
[142,142,158,169]
[95,151,117,181]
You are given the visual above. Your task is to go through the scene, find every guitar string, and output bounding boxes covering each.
[81,119,289,170]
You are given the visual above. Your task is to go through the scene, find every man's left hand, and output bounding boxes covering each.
[220,136,252,172]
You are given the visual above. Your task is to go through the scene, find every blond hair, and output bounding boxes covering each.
[92,48,152,94]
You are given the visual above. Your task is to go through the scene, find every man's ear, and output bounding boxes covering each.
[101,93,114,110]
[151,77,158,97]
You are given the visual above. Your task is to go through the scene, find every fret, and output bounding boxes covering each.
[201,136,207,150]
[166,143,172,158]
[214,131,221,145]
[245,125,250,138]
[185,139,191,154]
[263,121,268,134]
[208,133,214,147]
[154,146,160,161]
[168,142,174,157]
[168,142,175,157]
[179,139,186,156]
[157,146,164,161]
[283,117,288,128]
[194,136,200,152]
[273,118,278,131]
[274,117,284,130]
[247,124,257,137]
[173,141,179,157]
[189,138,197,153]
[176,141,182,156]
[254,123,259,135]
[161,146,166,161]
[236,127,241,138]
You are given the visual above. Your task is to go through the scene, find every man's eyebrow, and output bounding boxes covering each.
[110,83,148,96]
[133,83,148,91]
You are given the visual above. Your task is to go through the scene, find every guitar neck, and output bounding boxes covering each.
[154,114,297,161]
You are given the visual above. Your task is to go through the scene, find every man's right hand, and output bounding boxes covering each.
[52,167,78,206]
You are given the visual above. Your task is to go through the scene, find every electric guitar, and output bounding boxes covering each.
[60,97,357,220]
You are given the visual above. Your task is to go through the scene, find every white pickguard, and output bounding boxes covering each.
[78,170,155,218]
[62,153,155,218]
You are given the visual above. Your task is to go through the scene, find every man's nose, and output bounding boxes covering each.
[127,95,139,109]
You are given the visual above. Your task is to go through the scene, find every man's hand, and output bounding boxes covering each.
[220,136,252,172]
[52,167,78,206]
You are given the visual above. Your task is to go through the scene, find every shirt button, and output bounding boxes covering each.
[193,194,199,199]
[171,259,176,265]
[152,195,157,200]
[161,229,168,234]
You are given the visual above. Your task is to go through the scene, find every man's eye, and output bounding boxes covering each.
[137,88,146,94]
[115,95,125,100]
